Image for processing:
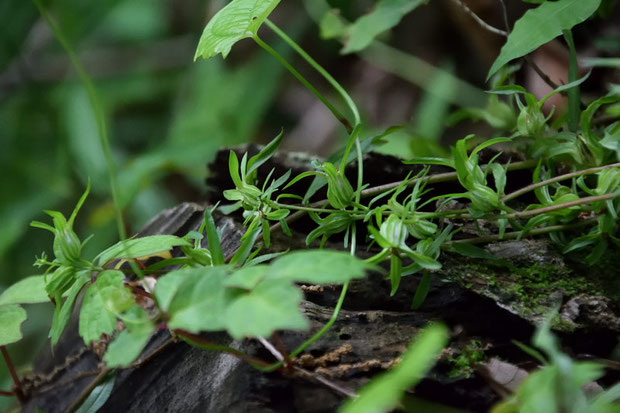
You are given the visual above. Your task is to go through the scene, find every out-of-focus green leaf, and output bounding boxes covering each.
[342,0,429,54]
[0,275,48,305]
[96,235,191,265]
[0,304,27,346]
[267,250,374,284]
[488,0,601,79]
[339,323,448,413]
[225,279,308,339]
[194,0,281,60]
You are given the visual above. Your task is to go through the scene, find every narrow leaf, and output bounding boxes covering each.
[203,208,225,265]
[97,235,191,266]
[74,373,116,413]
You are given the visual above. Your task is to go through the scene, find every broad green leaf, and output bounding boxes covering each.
[0,304,27,346]
[225,279,308,339]
[50,273,90,347]
[487,0,601,79]
[156,267,239,333]
[223,265,268,290]
[339,323,448,413]
[79,271,133,345]
[268,250,375,284]
[74,373,116,413]
[194,0,281,60]
[96,235,191,266]
[104,306,154,367]
[342,0,429,54]
[0,275,48,305]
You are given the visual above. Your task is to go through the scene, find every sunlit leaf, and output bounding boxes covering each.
[194,0,281,60]
[0,275,48,305]
[487,0,601,79]
[0,304,27,346]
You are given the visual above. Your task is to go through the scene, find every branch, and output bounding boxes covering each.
[449,0,508,37]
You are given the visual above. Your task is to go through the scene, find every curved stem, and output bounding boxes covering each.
[1,347,22,401]
[502,162,620,202]
[265,19,361,126]
[253,35,352,132]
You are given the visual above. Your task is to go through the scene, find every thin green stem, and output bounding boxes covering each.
[265,19,361,126]
[289,281,350,360]
[253,35,352,133]
[34,0,126,242]
[446,218,596,245]
[502,162,620,202]
[563,29,580,132]
[1,347,22,401]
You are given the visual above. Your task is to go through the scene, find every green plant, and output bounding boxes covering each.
[1,0,619,410]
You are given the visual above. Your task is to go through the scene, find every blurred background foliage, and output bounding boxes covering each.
[0,0,618,409]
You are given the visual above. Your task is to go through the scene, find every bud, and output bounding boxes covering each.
[53,227,82,264]
[45,265,76,297]
[380,215,407,247]
[320,162,354,209]
[407,218,437,239]
[517,105,546,138]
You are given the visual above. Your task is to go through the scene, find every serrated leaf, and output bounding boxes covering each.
[79,271,132,345]
[97,235,191,266]
[342,0,429,54]
[50,273,90,347]
[194,0,281,60]
[488,0,601,79]
[155,267,239,333]
[0,275,48,305]
[0,304,27,346]
[225,279,308,339]
[74,373,116,413]
[104,306,154,368]
[339,323,448,413]
[268,250,374,284]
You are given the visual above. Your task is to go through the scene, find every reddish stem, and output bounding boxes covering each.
[0,390,15,397]
[1,346,23,401]
[175,329,272,368]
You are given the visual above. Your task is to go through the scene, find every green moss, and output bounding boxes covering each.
[447,339,487,378]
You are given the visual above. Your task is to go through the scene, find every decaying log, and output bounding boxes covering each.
[20,148,619,413]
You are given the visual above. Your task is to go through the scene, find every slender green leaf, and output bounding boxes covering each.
[96,235,191,265]
[487,0,601,79]
[246,129,284,178]
[203,208,225,266]
[194,0,281,60]
[339,323,448,413]
[74,373,116,413]
[342,0,429,54]
[50,273,89,347]
[0,275,48,305]
[411,271,432,310]
[0,304,27,346]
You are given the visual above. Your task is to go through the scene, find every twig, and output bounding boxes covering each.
[497,0,510,33]
[449,0,508,37]
[446,218,595,245]
[0,390,15,397]
[1,347,23,401]
[502,163,620,202]
[258,337,285,362]
[292,366,358,398]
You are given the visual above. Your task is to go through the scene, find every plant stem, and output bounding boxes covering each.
[502,163,620,202]
[1,346,22,401]
[253,35,352,133]
[0,391,14,397]
[34,0,126,242]
[446,218,595,245]
[175,329,271,369]
[265,19,361,126]
[449,0,508,37]
[290,281,350,360]
[563,29,580,132]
